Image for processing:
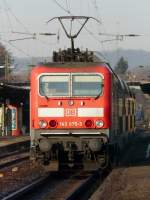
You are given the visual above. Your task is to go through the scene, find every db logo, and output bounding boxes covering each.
[65,109,77,116]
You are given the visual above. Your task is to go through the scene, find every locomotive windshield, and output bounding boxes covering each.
[39,73,103,97]
[40,75,69,96]
[72,74,103,96]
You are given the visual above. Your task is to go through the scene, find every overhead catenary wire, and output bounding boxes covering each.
[52,0,102,37]
[4,0,144,61]
[91,0,104,39]
[88,0,108,56]
[65,0,70,13]
[11,31,34,35]
[87,0,91,16]
[1,0,107,60]
[1,38,32,57]
[0,7,29,57]
[0,0,95,60]
[99,33,141,44]
[0,0,145,62]
[2,0,13,32]
[0,0,58,57]
[92,0,102,25]
[8,32,56,42]
[2,0,31,33]
[9,37,36,42]
[35,38,58,47]
[91,0,112,57]
[53,0,71,14]
[1,0,38,58]
[8,42,31,57]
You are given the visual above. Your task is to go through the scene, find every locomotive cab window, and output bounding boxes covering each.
[72,74,103,97]
[39,73,103,97]
[39,75,69,96]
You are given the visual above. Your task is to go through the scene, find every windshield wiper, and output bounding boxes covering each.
[95,84,104,100]
[41,87,49,101]
[95,91,102,100]
[44,94,49,101]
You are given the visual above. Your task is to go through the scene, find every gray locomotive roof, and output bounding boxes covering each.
[38,62,107,68]
[38,51,108,67]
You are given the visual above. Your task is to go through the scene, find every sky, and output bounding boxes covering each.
[0,0,150,58]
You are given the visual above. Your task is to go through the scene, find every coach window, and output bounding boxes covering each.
[72,74,103,97]
[39,75,69,96]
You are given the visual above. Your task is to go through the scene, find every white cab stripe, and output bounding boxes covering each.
[78,108,104,117]
[38,107,104,117]
[38,108,64,117]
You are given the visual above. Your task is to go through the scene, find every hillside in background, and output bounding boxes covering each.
[6,48,150,83]
[13,49,150,71]
[101,49,150,68]
[11,48,150,81]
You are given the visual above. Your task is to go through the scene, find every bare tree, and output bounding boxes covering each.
[0,43,12,79]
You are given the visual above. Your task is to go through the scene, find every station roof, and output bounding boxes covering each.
[140,82,150,94]
[127,81,150,94]
[0,81,29,105]
[0,82,30,90]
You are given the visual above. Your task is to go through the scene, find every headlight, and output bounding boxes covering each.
[39,120,47,128]
[96,120,104,128]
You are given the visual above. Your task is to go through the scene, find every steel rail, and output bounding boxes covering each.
[0,140,30,159]
[0,149,29,160]
[65,170,102,200]
[0,153,29,169]
[1,169,107,200]
[2,174,49,200]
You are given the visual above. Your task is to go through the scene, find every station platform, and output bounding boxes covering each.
[90,166,150,200]
[90,130,150,200]
[0,135,30,157]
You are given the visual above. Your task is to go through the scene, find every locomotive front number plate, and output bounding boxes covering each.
[65,108,77,116]
[59,121,83,127]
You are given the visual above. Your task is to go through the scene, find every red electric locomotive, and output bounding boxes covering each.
[30,16,135,170]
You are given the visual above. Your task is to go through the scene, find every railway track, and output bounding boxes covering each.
[0,159,46,200]
[65,171,102,200]
[0,152,29,169]
[1,168,107,200]
[0,139,30,159]
[0,148,29,160]
[1,174,49,200]
[0,140,30,170]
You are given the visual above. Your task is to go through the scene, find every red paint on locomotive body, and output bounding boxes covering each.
[29,16,136,170]
[30,63,112,130]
